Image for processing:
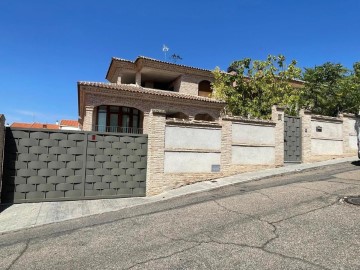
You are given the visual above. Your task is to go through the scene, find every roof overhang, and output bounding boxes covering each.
[77,81,225,120]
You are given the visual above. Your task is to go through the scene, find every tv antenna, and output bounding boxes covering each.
[170,54,183,63]
[162,45,169,61]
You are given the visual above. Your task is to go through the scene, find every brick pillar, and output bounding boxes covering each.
[83,106,95,131]
[271,106,285,166]
[146,109,166,196]
[220,118,232,171]
[300,109,312,163]
[142,112,150,134]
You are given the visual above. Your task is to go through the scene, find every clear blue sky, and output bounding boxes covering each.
[1,0,359,125]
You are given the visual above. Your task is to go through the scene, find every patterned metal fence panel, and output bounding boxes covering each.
[1,128,147,203]
[284,116,302,163]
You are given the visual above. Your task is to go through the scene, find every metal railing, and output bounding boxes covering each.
[93,126,143,134]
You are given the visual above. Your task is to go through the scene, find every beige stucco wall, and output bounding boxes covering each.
[145,110,283,195]
[164,123,221,173]
[311,118,343,155]
[301,111,358,162]
[231,121,276,165]
[165,125,221,150]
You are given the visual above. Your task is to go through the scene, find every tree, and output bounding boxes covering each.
[212,55,302,119]
[301,62,360,116]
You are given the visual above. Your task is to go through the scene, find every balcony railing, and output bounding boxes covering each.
[93,126,143,134]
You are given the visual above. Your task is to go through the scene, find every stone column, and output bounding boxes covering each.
[300,109,312,163]
[271,106,285,166]
[135,72,141,86]
[116,74,123,84]
[146,109,166,196]
[341,113,357,154]
[220,117,232,171]
[82,106,95,131]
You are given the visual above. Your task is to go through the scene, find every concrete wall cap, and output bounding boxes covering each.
[166,119,221,128]
[311,114,343,123]
[221,116,276,126]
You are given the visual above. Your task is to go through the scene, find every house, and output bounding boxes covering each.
[77,56,226,134]
[59,119,81,130]
[10,120,80,131]
[11,122,60,130]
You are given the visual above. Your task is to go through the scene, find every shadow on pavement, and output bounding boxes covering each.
[0,203,13,214]
[351,160,360,166]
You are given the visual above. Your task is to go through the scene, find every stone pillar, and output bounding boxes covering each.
[341,113,357,154]
[271,106,285,166]
[146,109,166,196]
[220,117,232,171]
[135,72,141,86]
[300,109,312,163]
[116,74,122,84]
[83,106,95,131]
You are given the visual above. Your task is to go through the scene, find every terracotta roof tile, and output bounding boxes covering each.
[11,122,59,130]
[11,122,33,128]
[78,81,225,104]
[60,119,79,127]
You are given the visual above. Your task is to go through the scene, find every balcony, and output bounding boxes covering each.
[94,126,143,134]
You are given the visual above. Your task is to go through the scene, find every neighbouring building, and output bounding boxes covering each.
[59,119,81,130]
[11,122,60,130]
[10,120,80,131]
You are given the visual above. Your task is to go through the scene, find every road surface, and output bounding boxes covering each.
[1,161,359,270]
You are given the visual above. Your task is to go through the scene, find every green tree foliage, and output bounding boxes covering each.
[301,62,360,116]
[212,55,302,119]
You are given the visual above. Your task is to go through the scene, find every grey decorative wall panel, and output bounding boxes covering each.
[284,116,301,162]
[1,128,147,203]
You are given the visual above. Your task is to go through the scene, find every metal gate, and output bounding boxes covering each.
[1,128,147,203]
[284,116,302,162]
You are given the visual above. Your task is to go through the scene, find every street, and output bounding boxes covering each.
[0,161,359,270]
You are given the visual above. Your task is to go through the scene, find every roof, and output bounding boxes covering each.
[60,119,79,127]
[78,81,225,104]
[135,56,214,73]
[106,56,215,81]
[11,122,60,130]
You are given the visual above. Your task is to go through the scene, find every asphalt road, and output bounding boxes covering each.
[1,161,359,270]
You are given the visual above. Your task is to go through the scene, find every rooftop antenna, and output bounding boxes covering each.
[162,44,169,61]
[170,54,183,63]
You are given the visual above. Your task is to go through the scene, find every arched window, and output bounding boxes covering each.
[96,105,143,134]
[166,112,189,120]
[198,80,212,97]
[194,113,215,122]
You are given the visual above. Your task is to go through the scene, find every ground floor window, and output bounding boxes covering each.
[96,105,143,134]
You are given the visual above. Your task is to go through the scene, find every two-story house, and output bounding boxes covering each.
[78,56,226,134]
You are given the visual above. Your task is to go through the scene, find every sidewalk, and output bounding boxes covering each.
[0,156,358,234]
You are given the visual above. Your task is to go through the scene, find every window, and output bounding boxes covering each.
[194,113,215,121]
[166,112,189,120]
[198,80,212,97]
[96,106,143,133]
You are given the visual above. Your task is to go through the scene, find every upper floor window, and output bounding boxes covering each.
[198,80,212,97]
[96,105,143,134]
